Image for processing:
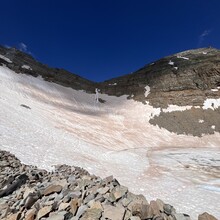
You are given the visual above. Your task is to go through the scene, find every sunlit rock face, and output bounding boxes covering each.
[101,47,220,107]
[99,47,220,136]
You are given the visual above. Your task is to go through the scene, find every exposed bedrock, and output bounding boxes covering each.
[149,107,220,136]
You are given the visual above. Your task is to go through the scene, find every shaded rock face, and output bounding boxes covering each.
[150,107,220,136]
[0,150,218,220]
[0,46,97,93]
[100,47,220,108]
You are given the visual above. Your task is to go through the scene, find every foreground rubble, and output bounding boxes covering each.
[0,151,217,220]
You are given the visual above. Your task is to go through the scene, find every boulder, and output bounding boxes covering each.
[163,204,176,215]
[131,203,153,219]
[75,205,88,218]
[103,204,125,220]
[198,212,217,220]
[150,200,161,216]
[25,209,36,220]
[70,199,80,215]
[58,202,70,211]
[43,185,62,196]
[81,208,102,220]
[36,206,52,219]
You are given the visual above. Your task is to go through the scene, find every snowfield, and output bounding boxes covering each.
[0,66,219,219]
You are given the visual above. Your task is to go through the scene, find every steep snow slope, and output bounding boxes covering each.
[0,66,219,219]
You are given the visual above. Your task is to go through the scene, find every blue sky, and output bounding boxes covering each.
[1,0,220,81]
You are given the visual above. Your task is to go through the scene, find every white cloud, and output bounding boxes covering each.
[200,30,210,38]
[17,42,33,55]
[198,29,211,47]
[18,42,28,52]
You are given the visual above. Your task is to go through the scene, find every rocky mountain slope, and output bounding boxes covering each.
[100,47,220,136]
[1,45,220,107]
[101,48,220,107]
[0,45,219,219]
[0,46,220,136]
[0,150,217,220]
[0,46,96,93]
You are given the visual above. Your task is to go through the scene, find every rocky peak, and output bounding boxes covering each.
[0,45,97,93]
[100,47,220,108]
[1,45,220,108]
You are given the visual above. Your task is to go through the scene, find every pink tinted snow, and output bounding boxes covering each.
[0,66,219,219]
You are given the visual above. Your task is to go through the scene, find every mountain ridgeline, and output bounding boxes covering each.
[0,45,220,136]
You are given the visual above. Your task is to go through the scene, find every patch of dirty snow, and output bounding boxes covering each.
[211,125,216,130]
[0,54,12,63]
[203,98,220,110]
[177,55,189,60]
[22,65,32,70]
[144,85,150,98]
[168,60,174,65]
[162,105,192,113]
[211,88,218,92]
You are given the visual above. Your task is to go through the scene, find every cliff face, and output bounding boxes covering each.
[100,48,220,108]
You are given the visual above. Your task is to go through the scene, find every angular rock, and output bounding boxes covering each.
[43,185,62,196]
[70,199,80,215]
[47,213,66,220]
[81,208,102,220]
[127,194,149,211]
[0,174,28,198]
[150,200,161,216]
[153,215,165,220]
[156,199,164,212]
[58,202,70,211]
[103,204,125,220]
[129,217,141,220]
[75,205,88,218]
[25,209,36,220]
[97,186,109,195]
[103,175,114,184]
[163,204,176,215]
[24,192,40,209]
[198,212,218,220]
[7,212,21,220]
[69,191,81,199]
[108,185,128,202]
[23,187,35,200]
[131,203,153,219]
[173,213,191,220]
[36,205,52,219]
[88,200,103,210]
[84,193,95,204]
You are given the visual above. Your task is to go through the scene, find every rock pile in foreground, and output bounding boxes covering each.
[0,151,217,220]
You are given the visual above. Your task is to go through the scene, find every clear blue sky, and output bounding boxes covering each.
[1,0,220,82]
